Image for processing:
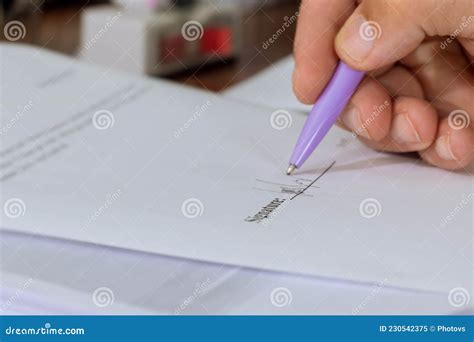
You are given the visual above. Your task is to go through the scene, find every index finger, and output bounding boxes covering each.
[293,0,355,104]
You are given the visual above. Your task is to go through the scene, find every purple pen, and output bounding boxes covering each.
[287,61,365,175]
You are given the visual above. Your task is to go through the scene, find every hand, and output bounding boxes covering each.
[293,0,474,170]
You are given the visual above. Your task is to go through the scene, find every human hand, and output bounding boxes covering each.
[293,0,474,170]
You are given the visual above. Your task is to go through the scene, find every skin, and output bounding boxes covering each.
[293,0,474,170]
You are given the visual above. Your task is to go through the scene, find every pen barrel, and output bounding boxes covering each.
[289,62,364,168]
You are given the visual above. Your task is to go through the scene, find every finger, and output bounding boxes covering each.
[335,0,474,71]
[401,39,473,116]
[360,96,438,153]
[402,37,474,169]
[420,116,474,170]
[367,63,394,78]
[376,65,424,98]
[293,0,355,104]
[458,38,474,63]
[337,77,392,141]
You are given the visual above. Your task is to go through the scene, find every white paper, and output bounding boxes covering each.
[223,56,311,112]
[1,231,458,315]
[1,44,472,294]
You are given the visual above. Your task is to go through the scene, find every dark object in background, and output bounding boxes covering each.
[1,0,107,19]
[2,0,15,13]
[2,0,36,18]
[175,0,195,8]
[42,0,108,9]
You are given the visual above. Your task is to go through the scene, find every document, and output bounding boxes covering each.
[1,231,456,315]
[223,56,311,112]
[1,44,472,293]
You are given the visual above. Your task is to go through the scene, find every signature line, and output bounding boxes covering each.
[289,161,336,200]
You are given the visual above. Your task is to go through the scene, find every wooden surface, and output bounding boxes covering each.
[2,2,299,92]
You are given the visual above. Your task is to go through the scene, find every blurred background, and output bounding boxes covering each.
[0,0,299,91]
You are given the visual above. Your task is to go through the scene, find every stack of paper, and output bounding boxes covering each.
[1,45,472,314]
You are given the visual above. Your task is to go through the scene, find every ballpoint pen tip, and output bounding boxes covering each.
[286,164,296,176]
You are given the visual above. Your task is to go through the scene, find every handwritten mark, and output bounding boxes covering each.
[244,161,336,224]
[289,161,336,200]
[253,178,319,197]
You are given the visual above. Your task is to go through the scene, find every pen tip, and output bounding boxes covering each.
[286,164,296,176]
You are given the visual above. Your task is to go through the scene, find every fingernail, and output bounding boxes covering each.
[338,14,379,62]
[391,113,421,144]
[435,135,457,161]
[341,106,369,138]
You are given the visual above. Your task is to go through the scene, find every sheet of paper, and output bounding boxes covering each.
[1,44,472,293]
[1,231,458,315]
[223,56,311,112]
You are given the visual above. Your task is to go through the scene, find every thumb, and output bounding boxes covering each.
[334,0,473,71]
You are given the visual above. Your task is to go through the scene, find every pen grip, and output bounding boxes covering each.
[290,62,364,167]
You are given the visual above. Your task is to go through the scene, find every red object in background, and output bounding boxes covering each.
[160,34,185,64]
[200,27,233,56]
